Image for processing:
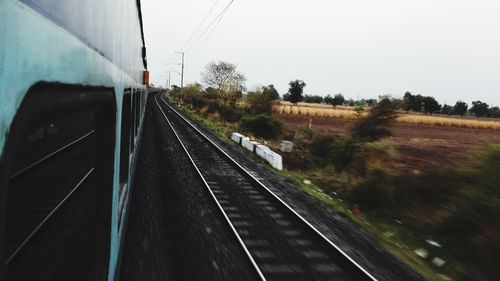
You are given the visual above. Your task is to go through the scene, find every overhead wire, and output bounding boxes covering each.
[181,0,221,51]
[192,2,231,59]
[184,0,234,54]
[163,0,220,83]
[165,63,182,75]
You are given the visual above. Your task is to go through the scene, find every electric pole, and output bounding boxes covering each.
[181,52,185,88]
[166,71,171,89]
[176,52,185,88]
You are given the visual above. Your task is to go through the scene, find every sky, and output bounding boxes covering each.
[142,0,500,106]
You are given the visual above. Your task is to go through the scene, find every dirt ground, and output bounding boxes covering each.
[278,115,500,171]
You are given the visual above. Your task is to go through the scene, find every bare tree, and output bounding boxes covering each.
[201,61,246,93]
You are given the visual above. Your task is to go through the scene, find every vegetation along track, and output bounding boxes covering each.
[155,95,377,281]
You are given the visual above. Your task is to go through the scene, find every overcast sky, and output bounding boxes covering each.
[142,0,500,106]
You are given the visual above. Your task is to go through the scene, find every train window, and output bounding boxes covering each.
[0,83,115,281]
[118,90,132,227]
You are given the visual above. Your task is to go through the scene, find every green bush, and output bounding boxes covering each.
[240,114,283,139]
[245,90,275,114]
[308,135,357,172]
[293,125,316,148]
[348,162,394,210]
[219,107,243,123]
[350,98,398,142]
[437,146,500,279]
[310,135,337,164]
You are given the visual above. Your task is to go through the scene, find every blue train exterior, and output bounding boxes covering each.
[0,0,148,280]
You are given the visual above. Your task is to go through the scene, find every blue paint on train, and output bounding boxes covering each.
[18,0,146,76]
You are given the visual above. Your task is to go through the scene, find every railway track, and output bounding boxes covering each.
[155,95,378,281]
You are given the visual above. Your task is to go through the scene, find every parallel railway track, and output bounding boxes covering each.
[155,95,378,281]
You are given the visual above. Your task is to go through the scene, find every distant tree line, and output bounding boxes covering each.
[402,92,500,118]
[283,85,499,119]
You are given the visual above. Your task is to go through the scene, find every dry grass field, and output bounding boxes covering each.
[275,102,500,129]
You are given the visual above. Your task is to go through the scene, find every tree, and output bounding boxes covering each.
[452,101,468,116]
[287,80,306,105]
[365,99,378,107]
[324,94,333,105]
[200,61,246,108]
[488,106,500,118]
[331,94,345,107]
[351,98,398,143]
[440,104,453,115]
[282,93,291,101]
[303,95,323,103]
[402,93,424,113]
[422,96,441,115]
[203,87,219,99]
[354,100,367,116]
[169,85,181,99]
[201,61,246,93]
[262,84,280,100]
[246,89,276,115]
[413,95,424,112]
[345,98,355,106]
[470,101,489,117]
[402,92,414,112]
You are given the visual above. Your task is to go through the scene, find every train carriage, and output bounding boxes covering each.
[0,0,148,280]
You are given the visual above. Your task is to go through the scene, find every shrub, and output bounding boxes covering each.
[219,107,243,123]
[433,146,500,280]
[293,125,316,148]
[350,98,398,143]
[246,90,275,114]
[240,114,283,139]
[310,135,337,165]
[189,93,208,109]
[349,141,398,176]
[309,134,352,170]
[348,162,394,210]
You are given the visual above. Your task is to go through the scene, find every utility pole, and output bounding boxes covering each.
[176,51,185,88]
[181,52,185,88]
[166,71,171,89]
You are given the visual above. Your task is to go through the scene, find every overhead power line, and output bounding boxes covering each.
[192,4,231,58]
[164,63,182,76]
[181,0,220,51]
[184,0,234,53]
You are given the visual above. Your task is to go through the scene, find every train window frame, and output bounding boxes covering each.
[133,89,140,145]
[118,89,132,227]
[0,83,116,280]
[129,90,136,155]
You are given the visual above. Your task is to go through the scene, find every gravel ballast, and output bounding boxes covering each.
[120,95,259,281]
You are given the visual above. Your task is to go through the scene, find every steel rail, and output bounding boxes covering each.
[5,168,95,266]
[160,95,378,281]
[9,130,95,180]
[154,97,267,281]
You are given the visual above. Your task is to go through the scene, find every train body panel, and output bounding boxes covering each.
[0,0,147,280]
